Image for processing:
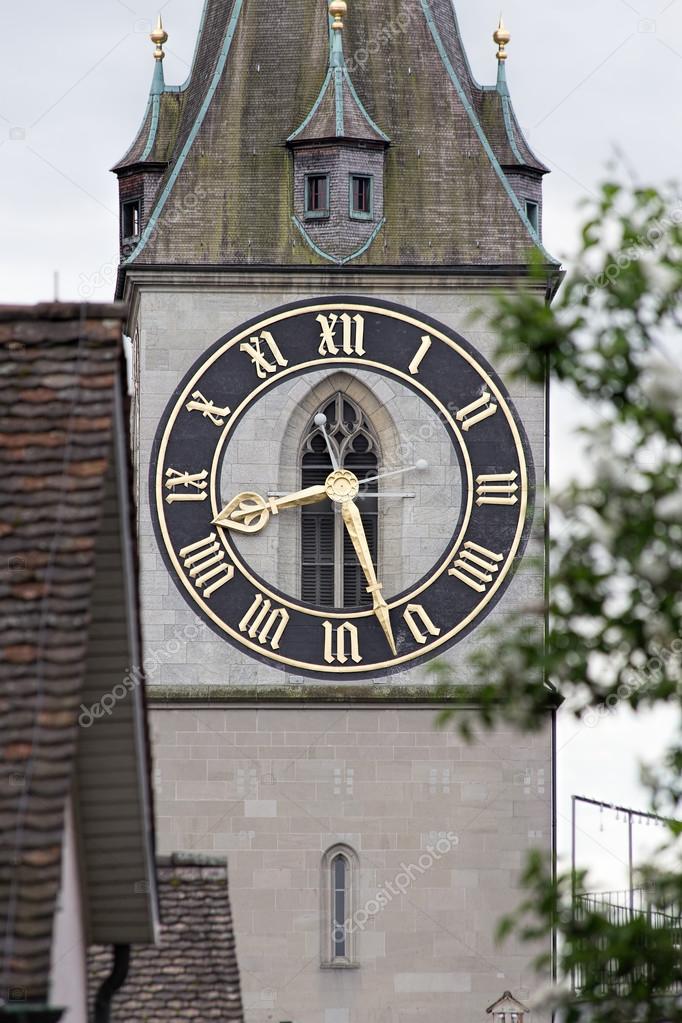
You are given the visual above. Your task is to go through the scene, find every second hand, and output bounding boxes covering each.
[359,460,429,488]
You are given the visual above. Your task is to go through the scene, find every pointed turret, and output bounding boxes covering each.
[288,1,389,147]
[150,15,168,94]
[112,16,185,258]
[486,990,531,1023]
[476,16,549,238]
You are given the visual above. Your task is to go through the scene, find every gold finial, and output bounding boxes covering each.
[493,15,511,61]
[150,14,168,61]
[329,0,347,32]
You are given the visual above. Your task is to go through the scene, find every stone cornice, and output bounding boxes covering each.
[146,683,562,709]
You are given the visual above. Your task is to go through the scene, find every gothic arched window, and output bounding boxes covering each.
[321,844,358,966]
[300,393,379,608]
[332,853,348,958]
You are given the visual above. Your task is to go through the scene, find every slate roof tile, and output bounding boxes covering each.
[118,0,557,269]
[88,856,244,1023]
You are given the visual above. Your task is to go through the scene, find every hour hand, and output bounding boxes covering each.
[213,485,327,534]
[341,499,397,656]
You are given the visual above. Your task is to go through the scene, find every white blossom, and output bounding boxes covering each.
[638,550,670,584]
[640,353,682,414]
[656,491,682,522]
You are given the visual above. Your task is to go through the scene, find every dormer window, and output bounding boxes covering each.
[122,199,141,241]
[305,174,330,219]
[287,0,389,260]
[525,200,539,234]
[350,175,373,220]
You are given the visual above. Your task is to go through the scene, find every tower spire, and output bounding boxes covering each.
[151,14,168,61]
[329,0,347,33]
[149,15,168,94]
[493,15,511,88]
[329,1,347,67]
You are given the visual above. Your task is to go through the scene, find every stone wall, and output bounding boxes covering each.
[151,700,552,1023]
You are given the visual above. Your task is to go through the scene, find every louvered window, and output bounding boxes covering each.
[300,394,379,609]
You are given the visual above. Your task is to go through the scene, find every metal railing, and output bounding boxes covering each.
[572,887,682,996]
[577,887,682,923]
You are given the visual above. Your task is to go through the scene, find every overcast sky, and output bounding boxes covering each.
[1,0,681,888]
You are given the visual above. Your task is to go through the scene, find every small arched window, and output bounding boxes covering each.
[300,393,379,608]
[321,844,358,967]
[332,854,348,959]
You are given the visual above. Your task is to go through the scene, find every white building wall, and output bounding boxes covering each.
[49,799,88,1023]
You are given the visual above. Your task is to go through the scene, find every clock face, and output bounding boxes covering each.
[150,296,534,680]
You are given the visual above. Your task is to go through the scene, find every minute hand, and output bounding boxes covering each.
[341,500,397,656]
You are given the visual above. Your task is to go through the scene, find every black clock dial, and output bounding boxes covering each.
[150,296,534,680]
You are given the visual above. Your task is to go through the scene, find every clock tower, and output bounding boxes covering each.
[115,2,560,1020]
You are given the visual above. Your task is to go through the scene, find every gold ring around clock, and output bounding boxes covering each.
[324,469,360,504]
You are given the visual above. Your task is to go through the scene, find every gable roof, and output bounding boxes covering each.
[487,991,531,1014]
[117,0,558,270]
[88,856,244,1022]
[0,303,158,1005]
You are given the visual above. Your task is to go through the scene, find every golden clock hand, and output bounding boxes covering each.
[213,485,328,533]
[341,499,397,656]
[236,486,328,518]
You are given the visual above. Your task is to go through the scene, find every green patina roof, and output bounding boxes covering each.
[476,67,548,174]
[112,78,186,171]
[118,0,558,268]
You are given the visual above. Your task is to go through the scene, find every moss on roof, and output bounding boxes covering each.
[476,86,548,173]
[120,0,557,268]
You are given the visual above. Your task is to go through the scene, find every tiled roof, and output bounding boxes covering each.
[0,303,127,1004]
[118,0,558,269]
[476,86,548,174]
[88,856,244,1022]
[289,70,389,146]
[112,90,186,172]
